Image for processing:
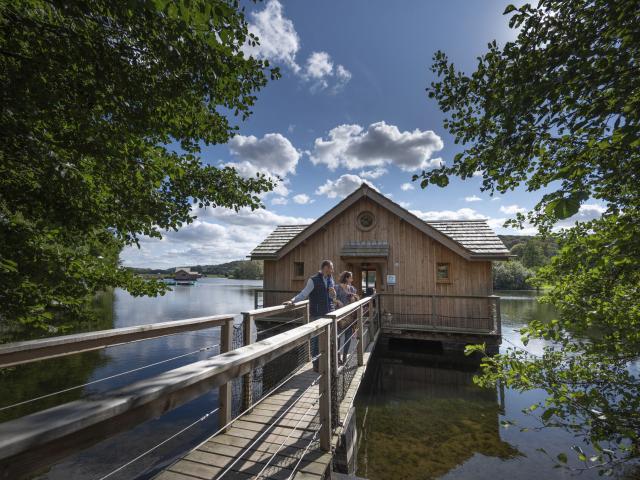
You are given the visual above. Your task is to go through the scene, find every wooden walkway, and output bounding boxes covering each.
[156,363,330,480]
[156,341,377,480]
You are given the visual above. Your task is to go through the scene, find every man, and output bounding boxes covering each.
[284,259,336,370]
[284,259,336,315]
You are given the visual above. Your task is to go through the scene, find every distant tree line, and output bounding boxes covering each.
[493,235,558,290]
[129,260,263,280]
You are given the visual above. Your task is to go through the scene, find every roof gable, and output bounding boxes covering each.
[250,184,510,260]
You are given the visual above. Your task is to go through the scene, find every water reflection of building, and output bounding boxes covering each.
[355,342,518,480]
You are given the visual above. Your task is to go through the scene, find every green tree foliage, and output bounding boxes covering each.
[229,260,263,280]
[0,0,278,334]
[424,0,640,470]
[492,260,533,290]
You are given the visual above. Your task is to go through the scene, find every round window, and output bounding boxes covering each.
[356,211,376,231]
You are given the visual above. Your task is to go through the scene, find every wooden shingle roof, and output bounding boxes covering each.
[249,225,307,258]
[249,184,510,261]
[425,220,510,257]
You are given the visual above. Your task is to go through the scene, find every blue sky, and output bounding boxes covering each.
[122,0,604,268]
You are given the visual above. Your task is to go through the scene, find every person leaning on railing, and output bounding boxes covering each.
[283,259,336,371]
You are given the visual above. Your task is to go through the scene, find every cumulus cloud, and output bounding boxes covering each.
[227,133,299,178]
[302,52,352,93]
[244,0,301,73]
[400,182,415,191]
[398,201,411,208]
[121,206,315,269]
[243,1,350,93]
[465,195,482,202]
[310,121,444,171]
[225,132,299,198]
[293,193,311,204]
[315,174,377,199]
[410,208,485,221]
[271,197,288,205]
[359,167,388,179]
[500,204,527,215]
[557,204,607,226]
[305,52,333,79]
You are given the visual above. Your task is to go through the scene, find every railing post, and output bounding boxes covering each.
[254,290,259,309]
[219,318,233,431]
[356,305,364,366]
[318,323,332,452]
[330,315,339,428]
[242,312,253,412]
[303,302,311,362]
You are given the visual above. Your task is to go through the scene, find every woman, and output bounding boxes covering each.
[335,271,359,363]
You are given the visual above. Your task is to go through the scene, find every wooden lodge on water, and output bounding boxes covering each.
[250,183,511,351]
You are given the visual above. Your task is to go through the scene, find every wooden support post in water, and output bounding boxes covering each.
[318,324,332,452]
[242,313,253,412]
[218,318,233,431]
[356,305,364,366]
[431,295,437,325]
[492,295,502,335]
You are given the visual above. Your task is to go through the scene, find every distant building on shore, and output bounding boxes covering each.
[173,267,201,284]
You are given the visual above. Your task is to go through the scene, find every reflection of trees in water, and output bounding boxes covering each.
[356,351,520,480]
[0,290,115,423]
[499,294,557,328]
[0,351,109,423]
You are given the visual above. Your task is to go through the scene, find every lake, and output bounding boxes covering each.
[0,281,629,479]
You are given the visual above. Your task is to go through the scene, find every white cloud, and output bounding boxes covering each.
[400,182,415,191]
[293,193,311,204]
[332,64,352,93]
[244,0,301,73]
[271,197,288,205]
[500,204,527,215]
[315,174,377,199]
[227,133,299,178]
[398,201,411,208]
[557,204,607,226]
[305,51,333,79]
[410,208,485,221]
[310,121,444,171]
[243,1,350,93]
[303,52,352,93]
[121,207,315,269]
[359,167,388,179]
[225,133,299,199]
[464,195,482,202]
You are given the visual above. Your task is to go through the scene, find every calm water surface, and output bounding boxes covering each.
[0,284,628,479]
[355,290,626,480]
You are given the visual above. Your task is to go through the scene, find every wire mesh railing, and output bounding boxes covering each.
[326,295,380,428]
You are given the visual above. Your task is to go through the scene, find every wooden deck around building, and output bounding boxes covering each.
[156,336,378,480]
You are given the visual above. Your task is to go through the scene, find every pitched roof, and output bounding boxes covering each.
[425,220,510,257]
[249,225,307,257]
[250,184,510,261]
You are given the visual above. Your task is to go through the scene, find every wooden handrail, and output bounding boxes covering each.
[325,294,376,320]
[0,318,333,477]
[0,315,236,368]
[242,299,308,320]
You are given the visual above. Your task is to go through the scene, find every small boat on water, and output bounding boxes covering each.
[173,267,202,285]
